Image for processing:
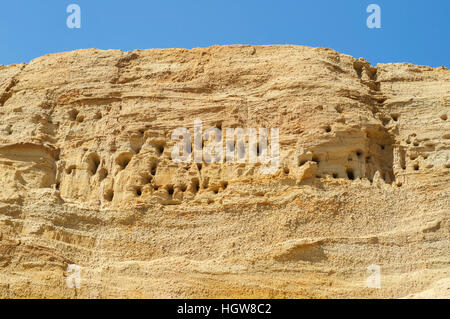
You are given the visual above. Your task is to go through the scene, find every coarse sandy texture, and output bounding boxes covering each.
[0,45,449,298]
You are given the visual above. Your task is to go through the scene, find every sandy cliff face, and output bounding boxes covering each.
[0,45,448,298]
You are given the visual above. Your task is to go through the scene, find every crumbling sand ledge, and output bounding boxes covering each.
[0,45,448,298]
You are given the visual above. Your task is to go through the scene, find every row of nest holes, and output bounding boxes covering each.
[105,161,423,203]
[401,162,422,171]
[65,150,165,182]
[66,153,105,175]
[292,163,407,182]
[323,114,401,133]
[298,150,370,167]
[68,112,168,156]
[406,139,436,148]
[116,153,159,174]
[80,159,449,203]
[329,169,397,183]
[103,160,424,203]
[316,105,344,113]
[112,180,230,202]
[390,114,446,126]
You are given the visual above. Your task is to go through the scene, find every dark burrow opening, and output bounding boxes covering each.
[105,190,114,202]
[391,114,400,121]
[155,144,164,155]
[88,153,101,175]
[98,168,108,181]
[346,169,355,180]
[116,153,132,170]
[167,185,174,196]
[68,109,79,121]
[151,163,157,176]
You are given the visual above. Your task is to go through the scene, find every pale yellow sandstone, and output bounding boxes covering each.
[0,45,449,298]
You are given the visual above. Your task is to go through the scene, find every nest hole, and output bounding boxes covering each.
[105,190,114,202]
[136,188,142,197]
[192,179,200,193]
[116,153,132,170]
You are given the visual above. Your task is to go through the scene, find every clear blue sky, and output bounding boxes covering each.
[1,0,449,67]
